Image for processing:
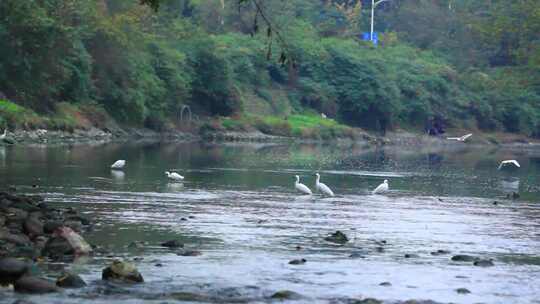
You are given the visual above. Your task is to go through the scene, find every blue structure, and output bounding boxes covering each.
[360,32,378,46]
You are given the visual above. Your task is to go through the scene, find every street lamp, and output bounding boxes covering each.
[370,0,392,41]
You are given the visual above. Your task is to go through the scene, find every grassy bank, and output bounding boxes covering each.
[208,113,360,140]
[0,99,114,132]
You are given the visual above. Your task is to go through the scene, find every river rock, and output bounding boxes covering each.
[56,272,86,288]
[379,282,392,286]
[451,255,478,262]
[324,230,349,244]
[353,298,383,304]
[161,240,183,248]
[66,215,91,225]
[456,288,471,294]
[1,231,32,246]
[102,260,144,283]
[55,227,92,255]
[177,250,202,257]
[430,249,451,256]
[24,216,44,238]
[14,276,58,294]
[404,253,420,258]
[4,208,28,224]
[43,221,63,234]
[43,236,75,258]
[288,258,306,265]
[0,257,29,285]
[270,290,302,300]
[12,300,36,304]
[63,220,83,232]
[473,259,494,267]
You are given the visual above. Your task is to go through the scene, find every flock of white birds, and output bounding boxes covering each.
[104,131,520,198]
[110,159,388,197]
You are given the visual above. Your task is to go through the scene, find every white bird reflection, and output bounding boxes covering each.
[167,182,184,191]
[500,178,520,193]
[110,170,125,181]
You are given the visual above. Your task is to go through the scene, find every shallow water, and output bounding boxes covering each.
[1,141,540,303]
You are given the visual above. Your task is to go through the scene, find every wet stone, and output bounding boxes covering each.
[451,255,478,262]
[270,290,302,300]
[324,230,349,244]
[430,249,451,256]
[404,253,419,258]
[0,257,29,285]
[288,258,306,265]
[14,276,58,294]
[24,217,44,237]
[474,259,494,267]
[56,272,86,288]
[349,252,366,259]
[102,260,144,283]
[352,298,383,304]
[456,288,471,294]
[177,250,202,257]
[43,221,63,234]
[161,240,183,248]
[379,282,392,286]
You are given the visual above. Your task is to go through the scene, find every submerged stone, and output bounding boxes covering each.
[288,258,306,265]
[14,276,58,294]
[324,230,349,244]
[456,288,471,294]
[270,290,302,300]
[161,240,183,248]
[102,260,144,283]
[430,249,451,256]
[451,255,478,262]
[473,259,494,267]
[0,257,29,285]
[56,272,86,288]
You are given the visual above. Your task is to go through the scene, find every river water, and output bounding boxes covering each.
[0,141,539,303]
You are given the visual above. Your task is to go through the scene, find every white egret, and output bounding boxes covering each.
[0,129,7,140]
[295,175,312,195]
[111,160,126,169]
[447,133,472,142]
[165,171,184,181]
[498,160,520,170]
[372,179,389,194]
[315,173,334,196]
[321,113,327,119]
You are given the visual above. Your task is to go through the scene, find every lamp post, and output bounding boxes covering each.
[370,0,392,41]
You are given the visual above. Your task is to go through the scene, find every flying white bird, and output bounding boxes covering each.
[295,175,312,195]
[0,129,7,140]
[315,173,334,196]
[498,160,520,170]
[447,133,472,142]
[372,179,389,195]
[165,171,184,181]
[111,160,126,169]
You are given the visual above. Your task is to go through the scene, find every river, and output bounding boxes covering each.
[0,141,539,303]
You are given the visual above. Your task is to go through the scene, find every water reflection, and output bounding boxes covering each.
[1,142,540,303]
[110,170,125,181]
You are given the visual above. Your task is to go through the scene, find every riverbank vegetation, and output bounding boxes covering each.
[0,0,538,139]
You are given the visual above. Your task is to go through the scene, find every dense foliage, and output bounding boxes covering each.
[0,0,538,136]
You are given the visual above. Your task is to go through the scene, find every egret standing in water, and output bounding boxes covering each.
[498,160,520,170]
[165,171,184,181]
[111,160,126,170]
[0,129,7,140]
[315,173,334,196]
[372,179,389,195]
[295,175,312,195]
